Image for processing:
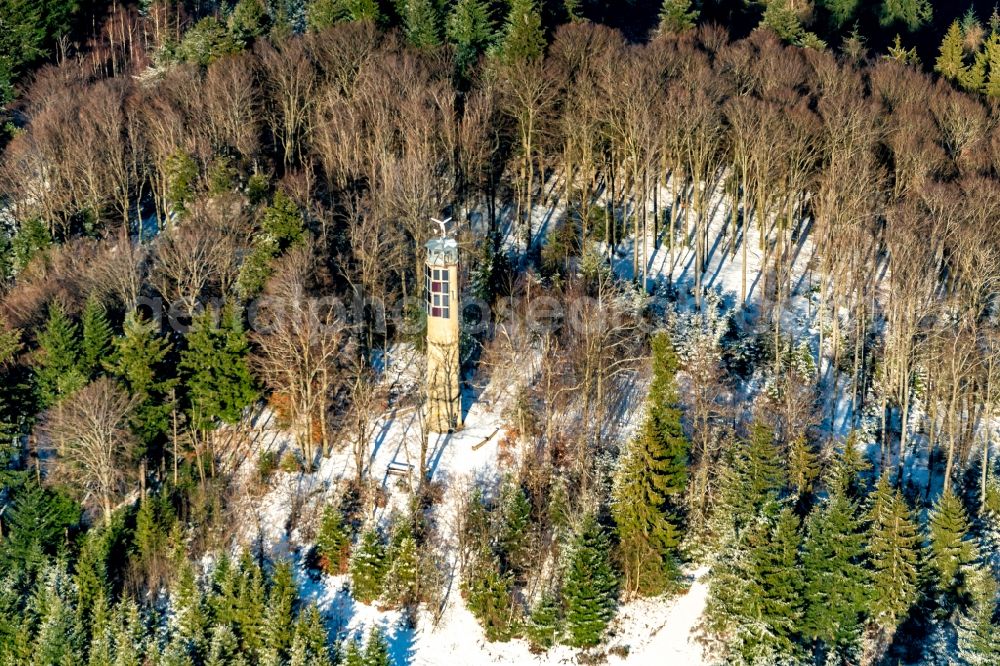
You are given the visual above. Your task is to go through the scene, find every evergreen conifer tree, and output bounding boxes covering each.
[822,0,859,29]
[800,487,868,656]
[350,529,388,604]
[342,638,364,666]
[180,306,257,429]
[106,312,176,453]
[404,0,441,49]
[206,624,239,666]
[927,487,979,603]
[316,504,350,574]
[525,590,561,650]
[289,603,331,666]
[446,0,494,74]
[462,547,515,641]
[879,0,932,31]
[985,31,1000,97]
[961,48,988,93]
[612,331,688,596]
[263,559,297,661]
[496,0,545,63]
[235,551,266,657]
[787,435,819,503]
[657,0,698,34]
[79,295,112,380]
[228,0,270,46]
[865,476,919,634]
[1,481,79,572]
[496,479,532,572]
[30,562,81,666]
[383,530,419,608]
[363,627,391,666]
[936,21,968,82]
[35,300,84,407]
[955,567,1000,665]
[563,515,617,648]
[173,561,207,655]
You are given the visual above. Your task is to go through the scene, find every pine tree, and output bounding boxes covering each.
[961,47,988,93]
[800,487,868,654]
[955,567,1000,665]
[363,627,391,666]
[79,294,112,380]
[936,20,968,82]
[612,331,688,596]
[496,479,532,572]
[35,300,83,407]
[173,560,207,655]
[462,547,515,641]
[446,0,494,74]
[350,529,388,604]
[383,530,419,608]
[206,624,239,666]
[985,31,1000,97]
[180,305,257,429]
[262,559,297,662]
[787,435,819,502]
[563,515,617,648]
[341,638,364,666]
[316,504,350,574]
[927,487,979,603]
[403,0,440,49]
[30,562,81,666]
[525,590,561,651]
[657,0,698,34]
[706,506,804,663]
[495,0,545,63]
[235,551,266,657]
[106,312,176,451]
[865,476,919,633]
[289,603,331,666]
[879,0,932,31]
[821,0,860,29]
[1,481,80,573]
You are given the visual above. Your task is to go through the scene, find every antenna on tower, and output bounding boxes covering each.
[431,216,452,238]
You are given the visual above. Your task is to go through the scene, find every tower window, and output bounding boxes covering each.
[425,267,451,318]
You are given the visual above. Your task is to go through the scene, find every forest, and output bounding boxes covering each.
[1,0,1000,665]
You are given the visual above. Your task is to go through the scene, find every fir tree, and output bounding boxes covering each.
[11,216,51,273]
[496,478,532,572]
[955,567,1000,665]
[657,0,698,34]
[927,487,979,603]
[821,0,859,29]
[0,481,79,573]
[342,638,364,666]
[235,551,266,657]
[800,488,868,655]
[263,559,297,661]
[879,0,932,31]
[79,294,112,380]
[228,0,270,46]
[289,603,331,666]
[706,506,804,663]
[30,562,81,666]
[936,20,968,82]
[383,530,419,608]
[563,515,617,648]
[316,504,350,574]
[462,547,516,641]
[495,0,545,63]
[206,624,239,666]
[446,0,494,74]
[787,435,819,503]
[180,305,257,429]
[173,560,208,655]
[525,590,561,651]
[961,47,988,93]
[262,190,305,252]
[761,0,803,43]
[612,331,687,596]
[350,529,388,604]
[865,475,919,633]
[363,627,391,666]
[403,0,441,49]
[106,312,176,452]
[985,31,1000,98]
[35,300,83,407]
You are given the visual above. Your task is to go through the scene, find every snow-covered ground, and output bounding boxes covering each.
[219,173,905,665]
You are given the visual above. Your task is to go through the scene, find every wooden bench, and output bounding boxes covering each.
[387,461,414,477]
